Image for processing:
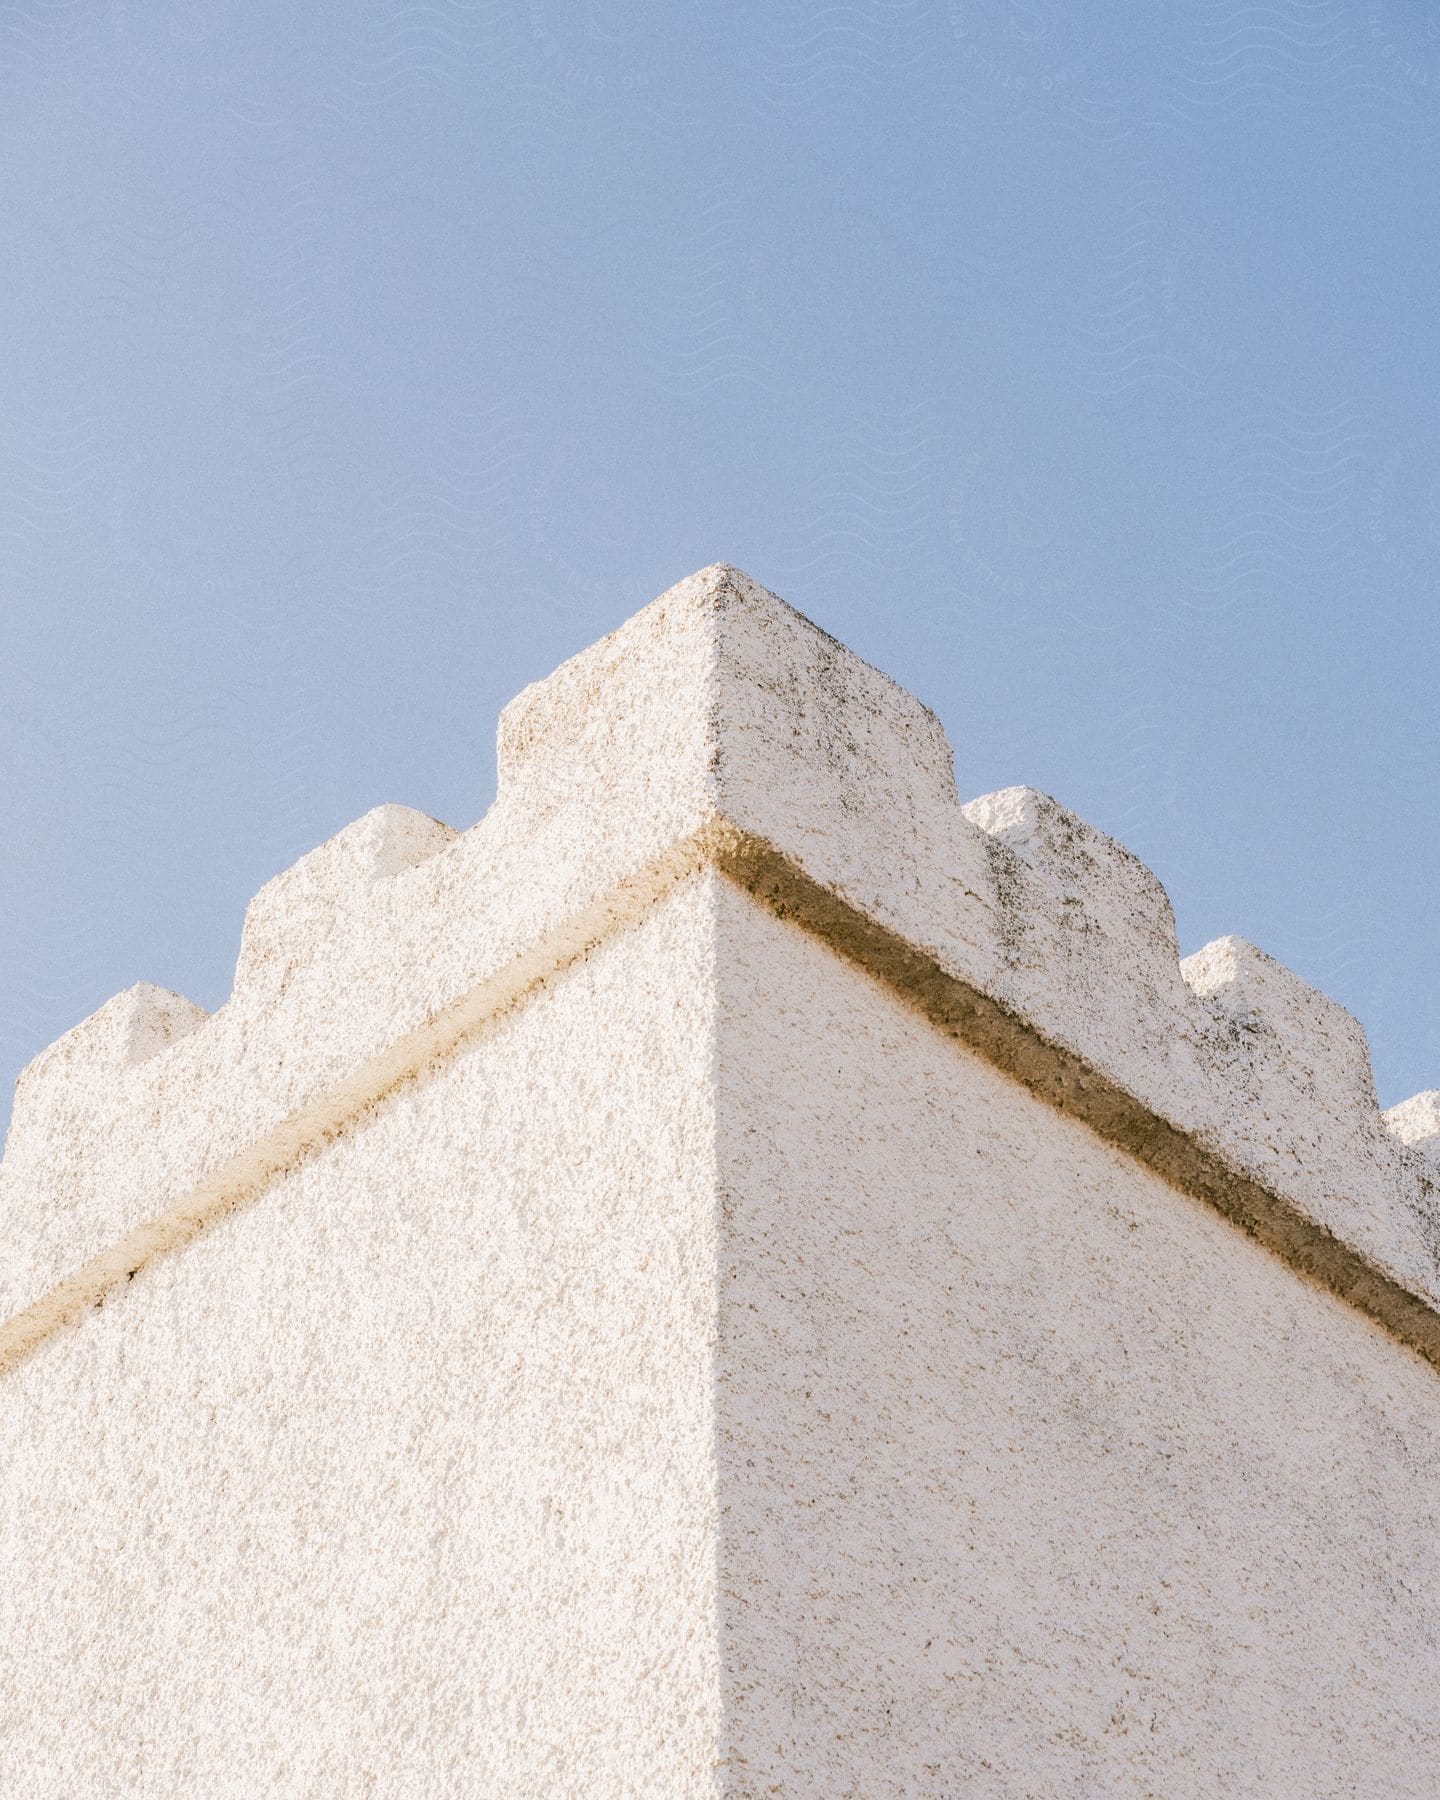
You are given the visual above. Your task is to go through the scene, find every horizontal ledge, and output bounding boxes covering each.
[715,837,1440,1373]
[4,819,1438,1381]
[0,825,721,1379]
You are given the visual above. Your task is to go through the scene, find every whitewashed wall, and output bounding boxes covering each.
[715,881,1440,1794]
[3,878,722,1797]
[4,566,1439,1795]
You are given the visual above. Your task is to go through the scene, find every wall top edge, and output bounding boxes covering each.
[3,563,1436,1362]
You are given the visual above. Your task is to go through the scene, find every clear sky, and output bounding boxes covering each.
[2,3,1438,1132]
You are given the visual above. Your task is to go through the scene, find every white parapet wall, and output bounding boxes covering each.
[3,565,1440,1794]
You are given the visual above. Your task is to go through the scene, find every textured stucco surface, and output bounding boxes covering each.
[5,875,1439,1796]
[5,564,1440,1794]
[1,880,723,1798]
[6,567,1440,1370]
[713,882,1440,1795]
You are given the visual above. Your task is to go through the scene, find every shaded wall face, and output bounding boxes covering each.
[714,882,1440,1797]
[0,879,723,1799]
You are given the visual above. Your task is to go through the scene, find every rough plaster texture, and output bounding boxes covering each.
[714,883,1440,1794]
[3,880,723,1797]
[4,564,1440,1793]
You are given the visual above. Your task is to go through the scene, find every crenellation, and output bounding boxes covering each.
[1182,935,1374,1088]
[233,804,457,996]
[1385,1090,1440,1164]
[4,983,210,1196]
[1172,934,1439,1295]
[1180,932,1385,1181]
[960,785,1193,1096]
[3,563,1440,1373]
[1181,934,1380,1121]
[5,562,1440,1794]
[15,980,208,1089]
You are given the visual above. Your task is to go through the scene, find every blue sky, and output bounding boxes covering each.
[3,2,1438,1125]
